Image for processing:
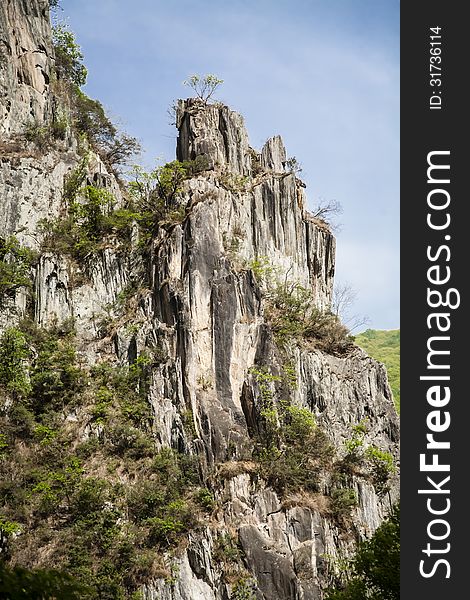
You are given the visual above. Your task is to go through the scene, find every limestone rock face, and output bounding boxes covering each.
[261,135,287,172]
[177,98,252,175]
[0,0,53,137]
[0,6,399,599]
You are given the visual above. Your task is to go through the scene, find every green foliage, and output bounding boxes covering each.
[0,321,189,598]
[29,329,83,413]
[329,488,358,519]
[40,154,208,262]
[219,172,250,192]
[364,447,396,494]
[341,421,395,494]
[0,328,31,397]
[0,517,21,538]
[40,183,116,259]
[355,329,400,413]
[343,420,367,465]
[70,90,141,167]
[0,561,87,599]
[246,259,353,354]
[90,353,153,429]
[183,74,224,103]
[231,577,257,600]
[0,237,36,302]
[52,23,87,87]
[214,533,241,564]
[33,425,58,446]
[195,487,216,512]
[126,449,201,548]
[284,156,302,174]
[247,256,278,283]
[49,18,140,168]
[265,279,353,354]
[325,504,399,600]
[250,367,334,494]
[129,159,200,209]
[24,113,68,148]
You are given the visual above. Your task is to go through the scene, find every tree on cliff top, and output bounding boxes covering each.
[183,74,224,104]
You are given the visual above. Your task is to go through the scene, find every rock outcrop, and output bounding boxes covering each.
[0,4,399,599]
[0,0,53,137]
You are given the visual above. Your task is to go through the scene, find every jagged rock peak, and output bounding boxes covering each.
[176,98,289,177]
[0,0,53,137]
[261,134,287,172]
[176,98,252,175]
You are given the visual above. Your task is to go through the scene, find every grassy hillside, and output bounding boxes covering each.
[355,329,400,413]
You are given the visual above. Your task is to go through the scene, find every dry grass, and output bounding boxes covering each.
[281,490,331,515]
[215,460,259,480]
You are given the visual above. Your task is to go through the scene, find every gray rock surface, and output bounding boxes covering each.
[0,5,399,599]
[0,0,53,137]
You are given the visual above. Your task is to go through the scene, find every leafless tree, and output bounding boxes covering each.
[332,282,369,333]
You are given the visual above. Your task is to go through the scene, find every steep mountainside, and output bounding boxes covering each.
[0,3,399,599]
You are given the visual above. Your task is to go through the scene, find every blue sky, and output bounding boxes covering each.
[58,0,399,330]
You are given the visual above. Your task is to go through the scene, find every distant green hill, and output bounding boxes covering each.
[355,329,400,413]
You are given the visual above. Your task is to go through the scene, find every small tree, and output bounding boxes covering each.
[284,157,302,175]
[183,74,223,104]
[332,282,369,333]
[52,23,87,87]
[311,198,343,231]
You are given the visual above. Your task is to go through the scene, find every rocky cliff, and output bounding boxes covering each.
[0,3,399,599]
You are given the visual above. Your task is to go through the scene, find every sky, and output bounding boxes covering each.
[58,0,399,330]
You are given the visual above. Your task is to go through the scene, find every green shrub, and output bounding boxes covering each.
[24,114,69,149]
[330,488,358,519]
[146,499,195,547]
[266,280,352,353]
[33,425,58,446]
[0,434,8,455]
[70,91,141,167]
[0,328,31,397]
[214,533,241,564]
[249,365,335,494]
[2,403,35,439]
[195,487,216,512]
[0,237,36,302]
[325,504,399,600]
[231,577,257,600]
[40,184,116,260]
[105,424,154,459]
[364,446,396,494]
[0,516,21,539]
[246,259,353,354]
[0,561,87,600]
[89,355,153,428]
[343,421,367,466]
[29,333,83,413]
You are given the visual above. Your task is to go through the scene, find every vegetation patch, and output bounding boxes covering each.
[325,504,399,600]
[245,257,354,355]
[0,237,37,303]
[0,322,214,599]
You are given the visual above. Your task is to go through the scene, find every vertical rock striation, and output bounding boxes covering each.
[0,0,53,137]
[0,5,399,599]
